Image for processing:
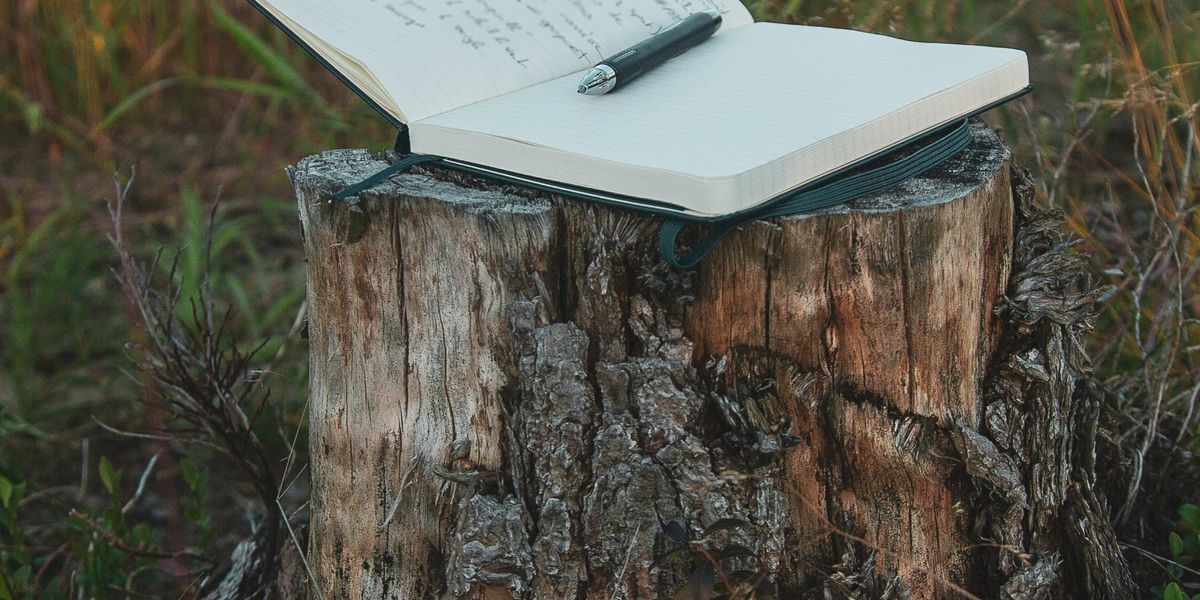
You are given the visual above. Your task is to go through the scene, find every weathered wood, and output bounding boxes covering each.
[293,121,1133,599]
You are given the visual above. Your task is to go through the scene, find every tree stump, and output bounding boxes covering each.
[292,121,1134,599]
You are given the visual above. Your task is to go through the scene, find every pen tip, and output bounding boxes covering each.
[577,85,588,94]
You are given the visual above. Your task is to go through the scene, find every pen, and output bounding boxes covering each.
[577,11,723,96]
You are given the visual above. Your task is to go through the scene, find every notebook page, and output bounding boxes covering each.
[410,23,1028,213]
[258,0,754,123]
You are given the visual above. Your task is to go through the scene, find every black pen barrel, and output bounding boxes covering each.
[602,12,722,92]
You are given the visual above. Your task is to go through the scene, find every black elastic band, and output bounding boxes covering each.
[335,154,440,200]
[337,120,972,268]
[658,119,973,268]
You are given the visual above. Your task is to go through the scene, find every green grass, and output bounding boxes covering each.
[0,179,309,597]
[0,192,124,427]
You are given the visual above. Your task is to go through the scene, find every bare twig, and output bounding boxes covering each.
[610,523,643,600]
[122,453,161,515]
[277,499,321,600]
[78,438,89,501]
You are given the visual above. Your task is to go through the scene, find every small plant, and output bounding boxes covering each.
[0,454,209,599]
[179,456,216,553]
[1159,503,1200,600]
[1164,582,1200,600]
[107,173,305,597]
[0,472,32,599]
[63,453,209,598]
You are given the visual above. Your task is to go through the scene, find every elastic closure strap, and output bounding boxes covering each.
[659,119,973,268]
[335,154,441,200]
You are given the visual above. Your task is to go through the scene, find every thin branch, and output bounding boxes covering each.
[122,452,161,515]
[277,499,321,600]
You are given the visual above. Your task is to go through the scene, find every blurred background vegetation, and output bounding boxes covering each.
[0,0,1197,597]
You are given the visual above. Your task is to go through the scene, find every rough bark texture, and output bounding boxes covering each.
[292,121,1134,599]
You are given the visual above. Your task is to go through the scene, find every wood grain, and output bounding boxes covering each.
[292,122,1133,599]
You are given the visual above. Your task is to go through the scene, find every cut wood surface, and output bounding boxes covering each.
[292,121,1134,599]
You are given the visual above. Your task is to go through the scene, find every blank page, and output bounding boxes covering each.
[258,0,753,123]
[410,23,1029,214]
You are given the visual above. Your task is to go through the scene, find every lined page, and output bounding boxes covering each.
[410,23,1028,214]
[258,0,753,123]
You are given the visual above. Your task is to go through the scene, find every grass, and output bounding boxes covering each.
[0,1,381,156]
[1,0,1198,596]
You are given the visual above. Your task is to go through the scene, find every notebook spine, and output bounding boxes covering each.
[394,125,411,155]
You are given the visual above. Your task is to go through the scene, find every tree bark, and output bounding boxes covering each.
[292,121,1134,599]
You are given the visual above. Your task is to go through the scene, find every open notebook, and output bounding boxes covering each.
[252,0,1029,219]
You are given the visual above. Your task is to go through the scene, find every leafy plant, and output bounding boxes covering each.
[0,453,204,599]
[63,454,179,598]
[179,456,215,553]
[1159,504,1200,599]
[1164,583,1200,600]
[0,472,33,600]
